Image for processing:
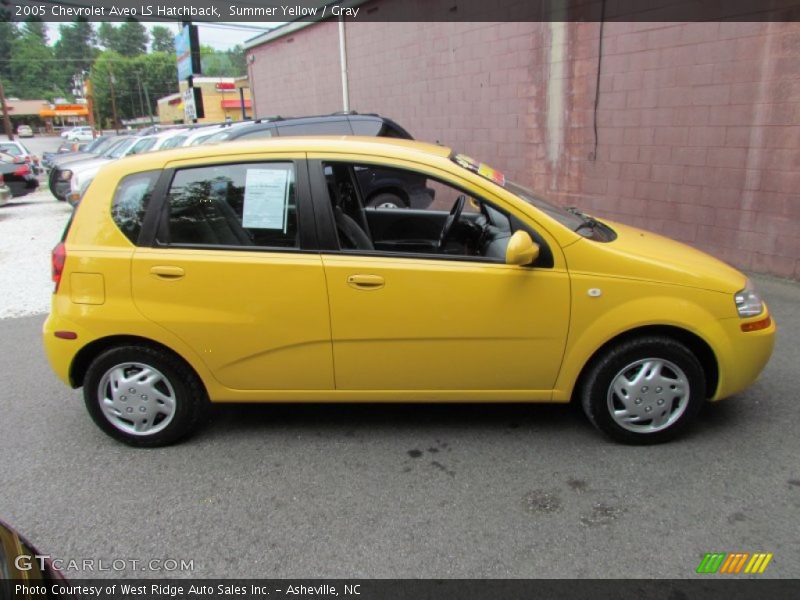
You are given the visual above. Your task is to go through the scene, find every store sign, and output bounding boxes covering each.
[175,26,193,81]
[183,87,197,122]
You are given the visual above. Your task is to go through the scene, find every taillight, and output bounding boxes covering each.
[13,164,30,176]
[52,242,67,292]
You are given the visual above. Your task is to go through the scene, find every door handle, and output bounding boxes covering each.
[150,266,185,279]
[347,274,385,290]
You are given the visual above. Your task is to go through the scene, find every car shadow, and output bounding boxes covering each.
[205,401,588,438]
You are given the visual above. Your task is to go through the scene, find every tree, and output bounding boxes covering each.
[97,22,117,50]
[90,50,178,125]
[54,19,97,97]
[0,21,18,83]
[200,45,247,77]
[115,20,148,57]
[151,26,175,53]
[8,19,57,99]
[20,19,48,44]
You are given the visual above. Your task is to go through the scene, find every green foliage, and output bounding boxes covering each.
[53,19,98,96]
[96,21,149,57]
[97,22,117,50]
[8,20,59,99]
[115,20,149,57]
[200,44,247,77]
[90,50,178,125]
[151,26,175,53]
[0,20,18,82]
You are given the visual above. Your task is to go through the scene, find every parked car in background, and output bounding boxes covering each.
[63,126,94,142]
[44,135,119,173]
[0,151,39,197]
[43,137,775,446]
[205,113,428,209]
[0,176,10,206]
[50,137,135,201]
[67,130,190,204]
[17,124,33,137]
[209,112,412,143]
[0,139,42,174]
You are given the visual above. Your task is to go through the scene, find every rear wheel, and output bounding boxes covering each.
[366,192,407,209]
[580,336,705,444]
[83,345,209,447]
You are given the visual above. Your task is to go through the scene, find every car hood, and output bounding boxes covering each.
[69,157,112,175]
[564,219,746,294]
[52,152,98,166]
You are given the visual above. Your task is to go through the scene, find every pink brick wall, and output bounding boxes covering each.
[247,6,800,279]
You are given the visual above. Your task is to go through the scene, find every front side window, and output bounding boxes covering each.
[160,162,298,249]
[323,162,519,263]
[111,171,160,244]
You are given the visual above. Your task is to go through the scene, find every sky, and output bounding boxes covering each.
[44,21,279,50]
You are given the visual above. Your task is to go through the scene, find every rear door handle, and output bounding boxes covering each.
[347,274,385,290]
[150,266,185,279]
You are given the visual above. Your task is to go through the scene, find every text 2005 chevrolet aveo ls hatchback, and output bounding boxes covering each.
[43,138,775,447]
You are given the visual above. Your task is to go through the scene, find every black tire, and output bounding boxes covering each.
[580,336,705,444]
[366,192,407,209]
[83,345,209,447]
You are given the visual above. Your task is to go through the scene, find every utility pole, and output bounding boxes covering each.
[84,78,97,138]
[135,72,145,119]
[143,82,154,125]
[109,70,119,134]
[0,76,14,141]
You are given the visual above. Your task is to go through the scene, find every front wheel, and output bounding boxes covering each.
[580,336,706,444]
[83,345,209,447]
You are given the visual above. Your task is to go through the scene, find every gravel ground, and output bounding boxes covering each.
[0,189,73,318]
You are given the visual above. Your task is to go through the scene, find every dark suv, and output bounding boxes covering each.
[205,113,433,209]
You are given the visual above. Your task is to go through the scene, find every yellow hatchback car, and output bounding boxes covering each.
[43,137,775,446]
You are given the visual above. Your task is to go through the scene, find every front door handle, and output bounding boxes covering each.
[347,274,385,290]
[150,266,185,279]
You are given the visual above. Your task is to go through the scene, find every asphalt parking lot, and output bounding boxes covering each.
[0,139,798,579]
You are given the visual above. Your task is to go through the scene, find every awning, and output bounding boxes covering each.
[40,107,89,117]
[221,99,252,109]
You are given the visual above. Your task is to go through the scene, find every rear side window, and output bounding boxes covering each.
[160,162,298,249]
[350,120,382,136]
[111,171,160,244]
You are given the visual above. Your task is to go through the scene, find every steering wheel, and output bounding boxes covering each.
[437,195,466,252]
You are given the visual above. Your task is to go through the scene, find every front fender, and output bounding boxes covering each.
[552,276,733,401]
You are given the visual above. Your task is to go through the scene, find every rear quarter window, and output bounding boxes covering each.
[111,171,160,244]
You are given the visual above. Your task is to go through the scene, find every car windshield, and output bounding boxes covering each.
[0,143,22,156]
[450,152,585,231]
[129,137,157,155]
[160,135,187,149]
[190,134,214,146]
[86,137,110,153]
[203,130,234,143]
[503,181,585,231]
[103,138,135,159]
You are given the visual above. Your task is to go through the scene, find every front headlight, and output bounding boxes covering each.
[734,280,764,317]
[60,169,72,181]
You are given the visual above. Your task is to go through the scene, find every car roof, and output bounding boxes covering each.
[99,137,451,174]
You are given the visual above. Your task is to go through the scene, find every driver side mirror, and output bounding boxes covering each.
[505,230,540,266]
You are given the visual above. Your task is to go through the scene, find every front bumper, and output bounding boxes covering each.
[712,307,776,401]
